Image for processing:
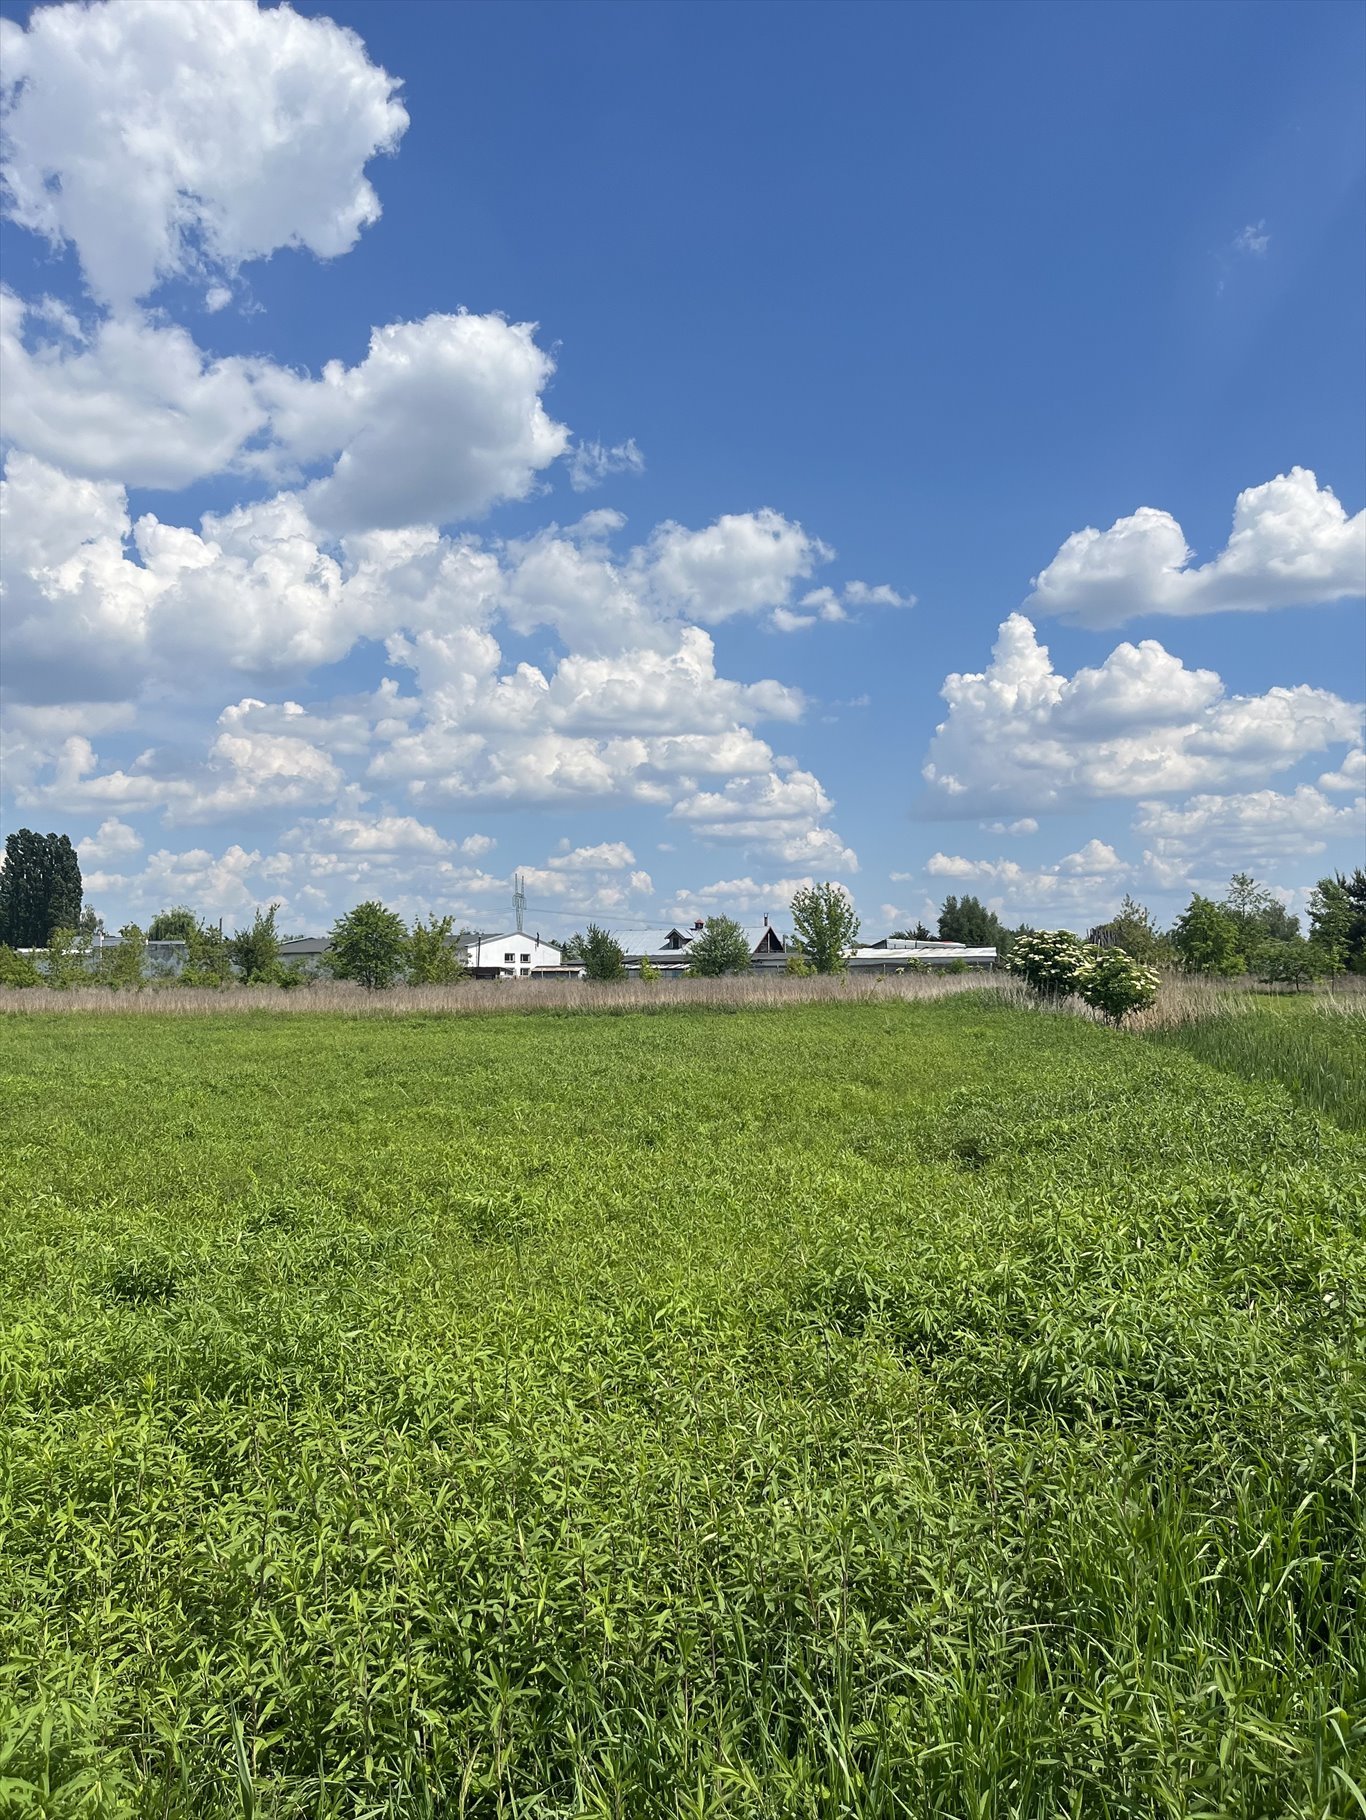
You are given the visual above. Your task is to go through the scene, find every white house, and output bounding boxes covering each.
[462,932,562,979]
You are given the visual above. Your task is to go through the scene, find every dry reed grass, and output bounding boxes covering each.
[1122,971,1366,1033]
[0,967,1017,1018]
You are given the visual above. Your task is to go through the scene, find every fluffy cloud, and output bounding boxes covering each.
[519,862,654,913]
[0,289,265,487]
[670,770,858,871]
[1134,785,1365,882]
[637,510,833,625]
[547,841,638,870]
[0,292,569,522]
[1,459,352,700]
[672,875,855,919]
[282,814,451,856]
[919,840,1133,926]
[17,722,345,825]
[921,613,1362,815]
[1319,748,1365,794]
[773,578,915,632]
[260,313,570,532]
[1,457,515,704]
[76,816,144,865]
[982,817,1038,836]
[0,0,407,305]
[1029,469,1365,628]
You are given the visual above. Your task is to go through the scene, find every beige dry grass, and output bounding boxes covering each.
[0,968,1017,1018]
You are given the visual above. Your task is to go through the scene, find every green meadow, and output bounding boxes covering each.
[1,995,1363,1817]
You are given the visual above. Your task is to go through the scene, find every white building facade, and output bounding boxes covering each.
[462,933,563,978]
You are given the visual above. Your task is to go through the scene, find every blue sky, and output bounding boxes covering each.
[1,0,1362,941]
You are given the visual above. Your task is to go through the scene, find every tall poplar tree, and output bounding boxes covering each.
[0,830,83,948]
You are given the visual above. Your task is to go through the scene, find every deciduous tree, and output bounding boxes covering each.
[1308,870,1366,974]
[0,945,43,987]
[0,830,83,948]
[147,906,198,942]
[1172,896,1243,976]
[1102,895,1168,965]
[687,917,752,977]
[407,914,466,984]
[938,894,1005,948]
[101,925,147,990]
[229,904,284,984]
[790,882,859,974]
[326,901,409,990]
[579,925,627,981]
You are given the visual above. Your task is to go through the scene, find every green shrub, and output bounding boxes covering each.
[1075,947,1159,1023]
[1007,928,1088,995]
[41,928,92,990]
[0,943,43,988]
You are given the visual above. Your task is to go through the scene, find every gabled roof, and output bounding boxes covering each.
[465,931,559,947]
[606,927,694,955]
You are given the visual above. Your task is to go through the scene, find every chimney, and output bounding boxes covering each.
[693,918,704,930]
[763,914,769,927]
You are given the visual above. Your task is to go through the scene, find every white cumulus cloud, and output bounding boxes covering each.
[0,0,408,306]
[0,289,266,488]
[260,313,570,532]
[921,613,1362,815]
[1029,469,1365,627]
[1134,786,1366,881]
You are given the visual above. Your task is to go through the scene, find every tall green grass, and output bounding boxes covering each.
[1,998,1362,1816]
[1144,995,1366,1132]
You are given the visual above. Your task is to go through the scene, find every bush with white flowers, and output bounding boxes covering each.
[1006,929,1089,996]
[1075,948,1160,1024]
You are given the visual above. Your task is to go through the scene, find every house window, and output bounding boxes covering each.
[521,952,530,963]
[504,952,514,963]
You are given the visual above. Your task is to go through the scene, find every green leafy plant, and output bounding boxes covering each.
[99,925,147,991]
[1248,935,1332,992]
[40,927,93,990]
[0,995,1361,1814]
[181,923,233,988]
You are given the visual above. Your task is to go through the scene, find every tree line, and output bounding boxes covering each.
[3,822,1362,991]
[897,869,1366,987]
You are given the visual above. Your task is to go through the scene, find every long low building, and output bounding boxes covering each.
[848,941,997,972]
